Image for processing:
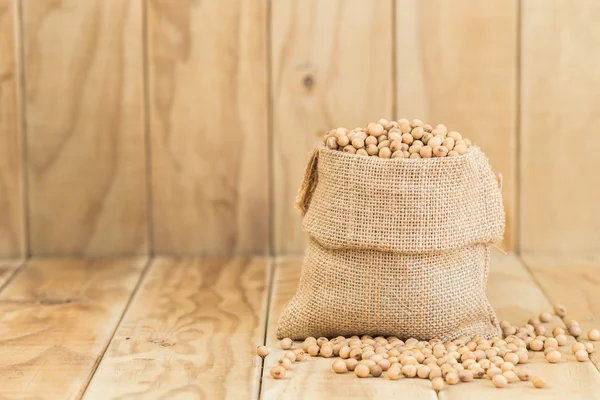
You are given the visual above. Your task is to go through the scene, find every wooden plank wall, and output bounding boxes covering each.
[520,0,600,257]
[23,0,147,256]
[0,0,24,258]
[148,0,269,256]
[0,0,599,258]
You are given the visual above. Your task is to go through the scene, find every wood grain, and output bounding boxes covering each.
[520,0,600,254]
[83,258,270,399]
[272,0,394,255]
[395,0,518,250]
[441,252,600,399]
[148,0,269,255]
[261,258,437,399]
[0,257,146,399]
[523,254,600,371]
[23,0,147,256]
[0,0,25,258]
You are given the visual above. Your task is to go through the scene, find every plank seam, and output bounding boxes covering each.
[266,0,274,258]
[142,0,154,256]
[391,0,397,120]
[0,259,27,293]
[518,256,600,375]
[77,256,155,399]
[16,0,30,258]
[257,257,276,399]
[515,0,522,255]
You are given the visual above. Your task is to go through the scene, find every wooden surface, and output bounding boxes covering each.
[440,253,600,399]
[520,0,600,254]
[0,254,598,399]
[523,254,600,370]
[395,0,518,250]
[0,0,24,258]
[23,0,147,256]
[271,0,394,255]
[84,258,271,399]
[0,258,146,399]
[148,0,269,255]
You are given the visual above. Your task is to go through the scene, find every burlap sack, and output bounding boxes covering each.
[277,145,505,341]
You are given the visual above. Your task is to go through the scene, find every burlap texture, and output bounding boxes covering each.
[277,145,504,340]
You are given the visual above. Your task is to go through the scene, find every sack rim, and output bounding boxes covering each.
[317,144,482,164]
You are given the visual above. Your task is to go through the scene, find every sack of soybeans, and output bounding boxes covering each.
[277,118,505,341]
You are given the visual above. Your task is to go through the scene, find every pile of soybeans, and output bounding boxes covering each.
[257,304,599,391]
[322,118,472,158]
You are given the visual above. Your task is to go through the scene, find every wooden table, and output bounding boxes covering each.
[0,252,598,399]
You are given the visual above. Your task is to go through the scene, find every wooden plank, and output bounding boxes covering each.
[23,0,147,256]
[272,0,394,254]
[523,254,600,371]
[441,252,600,400]
[0,257,146,399]
[0,259,23,289]
[0,0,25,258]
[520,0,600,254]
[260,258,437,400]
[148,0,269,255]
[83,258,271,399]
[395,0,518,250]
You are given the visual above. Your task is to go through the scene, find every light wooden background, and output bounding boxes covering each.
[0,0,598,258]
